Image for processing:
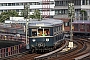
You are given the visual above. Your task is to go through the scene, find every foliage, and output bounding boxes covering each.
[29,15,35,19]
[80,10,87,15]
[80,10,87,20]
[20,9,42,20]
[0,10,19,22]
[32,9,42,20]
[20,10,24,17]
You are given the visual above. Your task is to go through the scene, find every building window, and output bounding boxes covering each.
[55,1,59,6]
[16,9,19,12]
[82,0,85,5]
[12,3,15,6]
[31,2,36,5]
[8,3,11,6]
[3,3,7,6]
[55,10,58,15]
[3,10,7,12]
[0,3,3,6]
[19,3,23,5]
[0,10,3,12]
[64,22,69,26]
[16,3,19,6]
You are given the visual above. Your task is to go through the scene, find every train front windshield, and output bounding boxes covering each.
[32,28,50,37]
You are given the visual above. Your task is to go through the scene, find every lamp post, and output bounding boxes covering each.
[68,3,75,48]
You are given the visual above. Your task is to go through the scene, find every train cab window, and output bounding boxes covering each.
[38,29,43,36]
[44,29,50,36]
[32,28,50,37]
[32,29,37,36]
[38,28,50,36]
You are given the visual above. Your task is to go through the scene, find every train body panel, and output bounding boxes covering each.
[28,19,64,52]
[30,37,54,47]
[72,20,90,37]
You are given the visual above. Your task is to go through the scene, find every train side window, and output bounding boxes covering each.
[58,27,59,32]
[74,24,78,29]
[54,27,56,32]
[61,25,62,31]
[81,24,85,29]
[87,24,90,29]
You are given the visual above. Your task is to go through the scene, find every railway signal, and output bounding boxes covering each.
[24,2,30,49]
[24,3,29,19]
[68,3,75,18]
[68,3,75,48]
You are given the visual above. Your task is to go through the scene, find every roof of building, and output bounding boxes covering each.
[72,20,90,24]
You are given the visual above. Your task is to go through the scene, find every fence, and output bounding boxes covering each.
[0,33,28,58]
[0,43,26,58]
[0,34,28,43]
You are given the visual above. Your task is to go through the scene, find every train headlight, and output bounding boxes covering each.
[46,38,49,42]
[32,39,36,42]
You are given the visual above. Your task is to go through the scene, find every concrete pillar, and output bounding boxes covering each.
[85,0,86,5]
[81,0,82,5]
[86,0,89,5]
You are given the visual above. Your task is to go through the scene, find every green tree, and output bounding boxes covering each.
[20,10,24,17]
[0,10,19,22]
[32,9,42,21]
[80,10,87,20]
[29,15,35,19]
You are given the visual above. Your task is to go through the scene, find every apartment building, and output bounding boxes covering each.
[0,0,55,17]
[54,0,90,19]
[54,0,90,32]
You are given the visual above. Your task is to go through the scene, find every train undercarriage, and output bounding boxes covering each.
[73,32,90,38]
[29,40,65,53]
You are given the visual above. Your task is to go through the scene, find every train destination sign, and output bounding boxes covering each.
[36,23,44,26]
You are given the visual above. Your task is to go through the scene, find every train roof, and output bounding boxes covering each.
[72,20,90,24]
[28,18,63,26]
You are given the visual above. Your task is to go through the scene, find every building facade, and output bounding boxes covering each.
[0,0,55,17]
[54,0,90,19]
[54,0,90,32]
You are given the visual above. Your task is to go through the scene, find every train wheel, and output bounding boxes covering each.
[32,49,35,53]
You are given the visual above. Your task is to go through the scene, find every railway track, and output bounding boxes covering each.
[47,38,90,60]
[4,52,41,60]
[45,39,84,60]
[1,38,90,60]
[2,40,68,60]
